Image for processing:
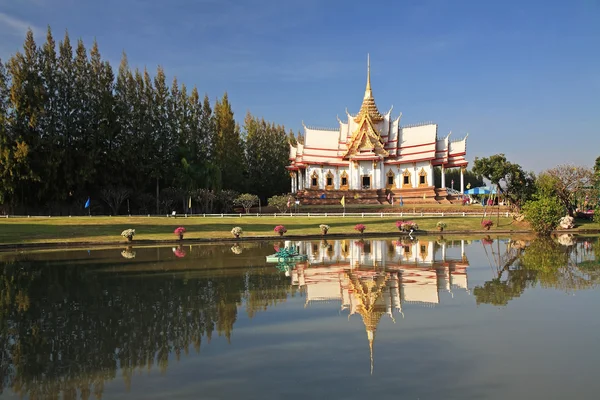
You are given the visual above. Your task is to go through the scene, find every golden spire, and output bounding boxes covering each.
[355,54,383,122]
[345,271,389,375]
[364,53,372,99]
[368,329,374,375]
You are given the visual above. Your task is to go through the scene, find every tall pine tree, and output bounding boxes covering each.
[214,92,244,191]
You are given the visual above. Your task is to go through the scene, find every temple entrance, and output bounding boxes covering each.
[362,176,371,190]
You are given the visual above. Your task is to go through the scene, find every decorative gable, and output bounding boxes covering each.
[343,117,389,159]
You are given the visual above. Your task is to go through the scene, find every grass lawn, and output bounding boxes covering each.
[0,214,523,245]
[0,214,597,246]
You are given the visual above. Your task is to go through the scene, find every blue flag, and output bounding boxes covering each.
[399,196,404,207]
[84,197,90,209]
[320,193,326,199]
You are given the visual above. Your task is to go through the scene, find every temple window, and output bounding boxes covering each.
[402,170,411,187]
[403,245,412,260]
[362,175,371,189]
[340,240,350,258]
[386,169,395,188]
[312,243,319,257]
[418,168,428,187]
[311,171,319,189]
[325,171,334,190]
[363,241,371,254]
[340,171,349,190]
[420,243,428,260]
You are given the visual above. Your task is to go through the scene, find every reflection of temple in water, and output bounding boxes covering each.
[283,238,470,373]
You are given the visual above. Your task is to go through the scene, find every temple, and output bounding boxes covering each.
[282,238,470,373]
[287,56,469,205]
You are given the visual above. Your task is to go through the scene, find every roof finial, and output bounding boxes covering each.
[368,330,374,375]
[364,53,372,100]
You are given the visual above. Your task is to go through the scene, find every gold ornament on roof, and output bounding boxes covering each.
[345,270,390,375]
[354,54,383,123]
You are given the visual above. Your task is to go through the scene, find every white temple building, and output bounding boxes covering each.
[287,56,469,204]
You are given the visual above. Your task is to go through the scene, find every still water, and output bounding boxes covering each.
[1,235,600,399]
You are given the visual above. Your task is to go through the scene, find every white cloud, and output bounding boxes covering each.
[0,12,40,36]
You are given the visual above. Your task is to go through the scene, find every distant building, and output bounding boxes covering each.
[287,56,469,204]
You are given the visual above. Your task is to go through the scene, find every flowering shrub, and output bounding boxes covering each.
[436,221,447,229]
[121,248,136,259]
[354,223,366,233]
[396,220,418,232]
[172,246,186,258]
[231,244,243,254]
[354,239,365,249]
[319,224,330,234]
[274,225,287,235]
[482,235,494,245]
[231,226,243,237]
[121,229,135,241]
[174,226,186,238]
[481,219,494,229]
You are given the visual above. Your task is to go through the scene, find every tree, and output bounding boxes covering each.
[214,93,245,190]
[522,195,564,235]
[234,193,258,213]
[538,164,597,216]
[100,186,130,215]
[243,113,291,200]
[472,154,536,210]
[5,29,43,208]
[268,194,290,213]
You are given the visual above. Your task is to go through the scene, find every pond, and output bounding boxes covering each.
[1,235,600,399]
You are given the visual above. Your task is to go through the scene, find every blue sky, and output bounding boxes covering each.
[1,0,599,172]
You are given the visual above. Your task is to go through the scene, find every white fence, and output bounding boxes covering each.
[2,211,509,219]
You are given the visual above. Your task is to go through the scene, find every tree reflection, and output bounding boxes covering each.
[0,251,292,399]
[474,237,600,306]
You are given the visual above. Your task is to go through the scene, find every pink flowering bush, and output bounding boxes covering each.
[481,220,494,230]
[354,223,366,234]
[274,225,287,236]
[174,226,186,239]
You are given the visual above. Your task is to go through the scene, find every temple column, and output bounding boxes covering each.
[441,165,446,188]
[413,164,417,188]
[380,159,385,189]
[442,242,446,261]
[291,173,295,193]
[460,167,465,194]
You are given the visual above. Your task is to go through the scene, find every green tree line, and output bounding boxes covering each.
[0,28,295,215]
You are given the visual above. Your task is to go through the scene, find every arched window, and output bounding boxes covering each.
[325,170,334,190]
[386,169,395,189]
[310,171,319,189]
[418,168,428,187]
[339,171,349,190]
[419,241,429,261]
[340,240,350,258]
[403,244,412,260]
[402,169,412,188]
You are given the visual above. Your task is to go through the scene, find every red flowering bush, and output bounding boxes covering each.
[354,223,366,233]
[174,226,186,239]
[274,225,287,235]
[481,220,494,230]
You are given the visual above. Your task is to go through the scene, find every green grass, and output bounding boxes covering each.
[0,214,597,246]
[0,214,522,245]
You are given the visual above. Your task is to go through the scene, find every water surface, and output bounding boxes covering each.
[1,235,599,399]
